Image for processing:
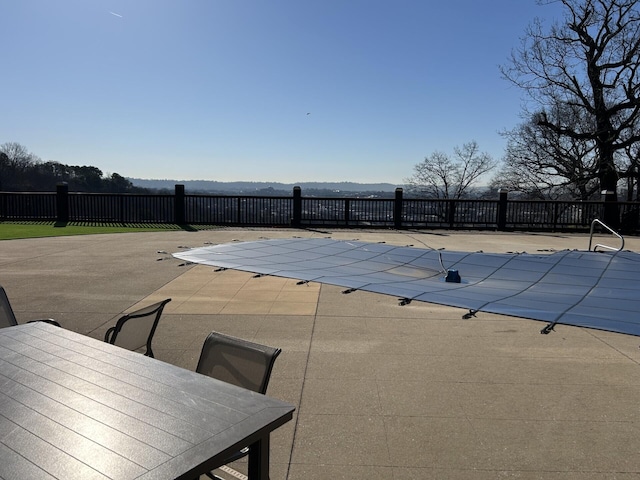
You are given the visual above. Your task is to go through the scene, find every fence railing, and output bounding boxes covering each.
[184,194,293,225]
[1,184,639,233]
[0,192,57,221]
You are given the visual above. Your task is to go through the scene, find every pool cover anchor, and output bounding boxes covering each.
[540,321,558,334]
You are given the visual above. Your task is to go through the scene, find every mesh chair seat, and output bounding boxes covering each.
[0,285,61,329]
[196,331,281,479]
[104,298,171,357]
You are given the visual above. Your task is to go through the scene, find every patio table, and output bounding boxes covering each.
[0,322,294,480]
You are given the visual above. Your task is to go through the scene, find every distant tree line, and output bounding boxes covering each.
[0,142,149,193]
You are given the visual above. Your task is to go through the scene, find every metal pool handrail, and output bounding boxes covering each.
[588,219,624,252]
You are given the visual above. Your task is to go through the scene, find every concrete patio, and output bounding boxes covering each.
[2,228,640,479]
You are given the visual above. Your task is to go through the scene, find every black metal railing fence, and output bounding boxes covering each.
[1,184,639,233]
[68,193,175,223]
[184,195,293,225]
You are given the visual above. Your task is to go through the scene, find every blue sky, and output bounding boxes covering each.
[2,0,564,184]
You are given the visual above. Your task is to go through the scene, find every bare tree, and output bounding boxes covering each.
[619,141,640,199]
[0,142,41,190]
[0,142,40,170]
[493,103,600,199]
[501,0,640,222]
[405,141,496,199]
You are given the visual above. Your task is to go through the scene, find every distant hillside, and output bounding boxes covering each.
[128,179,402,194]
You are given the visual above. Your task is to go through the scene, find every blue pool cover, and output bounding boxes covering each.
[173,238,640,336]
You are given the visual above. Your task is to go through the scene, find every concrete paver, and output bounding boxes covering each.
[2,228,640,479]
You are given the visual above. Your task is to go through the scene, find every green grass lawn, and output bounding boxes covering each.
[0,222,214,240]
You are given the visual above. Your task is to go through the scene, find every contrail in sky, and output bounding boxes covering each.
[109,11,123,18]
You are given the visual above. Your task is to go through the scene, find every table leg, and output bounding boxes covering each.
[247,436,270,480]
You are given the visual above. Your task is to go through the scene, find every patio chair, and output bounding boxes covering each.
[104,298,171,357]
[195,331,282,480]
[0,285,61,329]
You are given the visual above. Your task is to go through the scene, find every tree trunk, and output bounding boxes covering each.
[598,144,619,228]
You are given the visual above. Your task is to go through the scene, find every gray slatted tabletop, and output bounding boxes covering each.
[0,322,294,480]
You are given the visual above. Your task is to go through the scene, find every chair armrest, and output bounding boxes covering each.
[104,326,116,343]
[27,319,61,327]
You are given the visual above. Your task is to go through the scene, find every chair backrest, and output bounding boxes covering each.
[196,332,281,394]
[0,286,19,328]
[104,298,171,357]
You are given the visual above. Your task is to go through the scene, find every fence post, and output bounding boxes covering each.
[56,182,69,223]
[394,188,403,229]
[447,200,456,227]
[497,189,508,231]
[175,184,185,224]
[344,199,350,225]
[292,186,301,227]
